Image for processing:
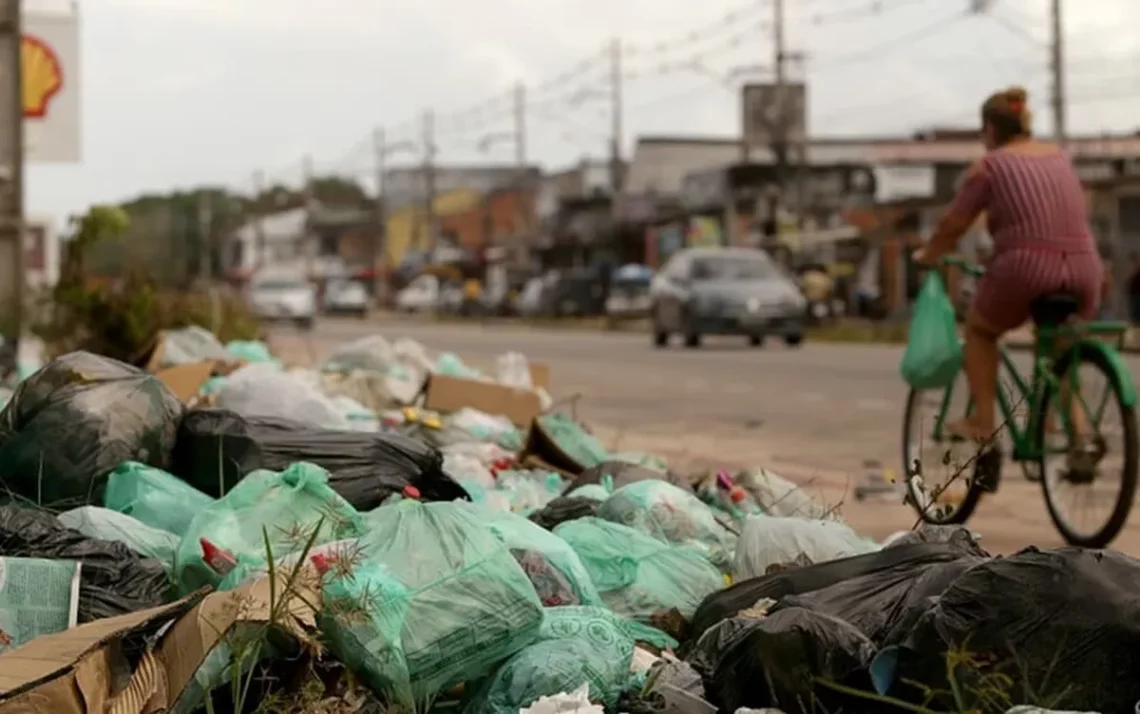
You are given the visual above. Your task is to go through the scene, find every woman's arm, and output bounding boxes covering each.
[916,159,992,264]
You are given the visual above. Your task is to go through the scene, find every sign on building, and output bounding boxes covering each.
[741,82,807,153]
[22,7,81,163]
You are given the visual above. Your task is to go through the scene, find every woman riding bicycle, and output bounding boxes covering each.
[913,86,1103,443]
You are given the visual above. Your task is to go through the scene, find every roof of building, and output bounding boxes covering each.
[624,132,1140,197]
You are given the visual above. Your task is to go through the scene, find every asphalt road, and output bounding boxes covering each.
[269,316,1140,554]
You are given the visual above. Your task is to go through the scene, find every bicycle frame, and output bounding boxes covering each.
[928,326,1137,463]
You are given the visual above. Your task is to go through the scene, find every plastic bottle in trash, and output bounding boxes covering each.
[200,538,238,575]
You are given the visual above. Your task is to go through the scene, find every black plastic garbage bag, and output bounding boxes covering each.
[171,408,467,509]
[885,524,977,548]
[687,535,988,645]
[698,609,877,714]
[774,546,988,647]
[0,352,182,510]
[566,460,695,494]
[884,547,1140,714]
[0,506,172,622]
[527,496,600,531]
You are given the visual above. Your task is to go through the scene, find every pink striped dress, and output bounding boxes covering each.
[950,149,1103,331]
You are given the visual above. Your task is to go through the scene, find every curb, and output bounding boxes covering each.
[373,312,1140,353]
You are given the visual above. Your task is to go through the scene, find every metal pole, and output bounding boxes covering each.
[513,83,527,167]
[1049,0,1066,144]
[421,109,437,256]
[0,0,24,358]
[301,154,315,277]
[372,126,387,306]
[609,38,624,221]
[773,0,788,187]
[252,169,267,271]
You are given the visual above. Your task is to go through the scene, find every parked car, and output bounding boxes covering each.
[395,275,440,313]
[247,272,317,329]
[649,246,806,348]
[323,279,369,317]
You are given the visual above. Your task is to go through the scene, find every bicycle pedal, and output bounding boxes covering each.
[973,447,1004,494]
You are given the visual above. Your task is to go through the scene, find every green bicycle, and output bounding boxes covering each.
[902,255,1139,547]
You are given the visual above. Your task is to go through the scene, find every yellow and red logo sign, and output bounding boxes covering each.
[21,33,64,119]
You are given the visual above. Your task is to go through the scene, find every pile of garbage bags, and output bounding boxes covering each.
[0,330,1134,714]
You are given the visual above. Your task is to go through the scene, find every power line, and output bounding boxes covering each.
[811,9,969,68]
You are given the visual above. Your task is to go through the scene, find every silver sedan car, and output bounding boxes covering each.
[649,247,806,348]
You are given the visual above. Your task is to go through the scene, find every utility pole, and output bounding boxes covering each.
[371,127,387,305]
[421,109,437,256]
[609,37,624,223]
[513,83,527,167]
[252,169,267,271]
[1049,0,1066,144]
[772,0,789,192]
[196,191,213,283]
[301,154,315,278]
[0,0,24,361]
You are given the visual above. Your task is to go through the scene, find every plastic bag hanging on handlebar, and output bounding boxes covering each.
[900,272,962,390]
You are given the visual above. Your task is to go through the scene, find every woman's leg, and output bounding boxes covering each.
[947,307,1005,441]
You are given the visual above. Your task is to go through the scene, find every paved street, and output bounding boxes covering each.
[268,316,1140,555]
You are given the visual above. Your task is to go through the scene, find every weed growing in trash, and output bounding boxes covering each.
[198,517,370,714]
[814,642,1074,714]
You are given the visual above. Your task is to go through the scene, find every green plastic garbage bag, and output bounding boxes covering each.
[900,272,962,390]
[566,484,611,502]
[597,480,735,571]
[554,517,724,624]
[536,413,608,470]
[103,461,215,537]
[467,504,602,607]
[465,607,638,714]
[322,500,544,709]
[173,462,364,594]
[57,506,180,569]
[225,340,276,364]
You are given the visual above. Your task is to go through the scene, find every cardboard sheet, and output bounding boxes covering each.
[424,374,544,427]
[0,573,321,714]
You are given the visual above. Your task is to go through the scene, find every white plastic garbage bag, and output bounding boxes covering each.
[733,514,879,578]
[158,326,229,366]
[216,363,350,429]
[519,684,603,714]
[443,452,496,489]
[737,468,835,520]
[321,335,397,374]
[497,351,533,389]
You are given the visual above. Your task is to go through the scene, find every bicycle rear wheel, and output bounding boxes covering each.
[1037,346,1139,548]
[901,373,988,525]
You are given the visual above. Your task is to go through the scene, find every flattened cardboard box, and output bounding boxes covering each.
[423,362,553,428]
[0,575,320,714]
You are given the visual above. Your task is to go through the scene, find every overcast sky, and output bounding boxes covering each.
[23,0,1140,219]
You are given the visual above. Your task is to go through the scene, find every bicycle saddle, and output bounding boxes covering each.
[1029,292,1080,326]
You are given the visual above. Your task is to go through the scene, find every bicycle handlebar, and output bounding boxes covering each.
[940,255,985,277]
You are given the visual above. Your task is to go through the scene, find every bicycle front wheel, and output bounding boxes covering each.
[901,373,987,525]
[1037,346,1139,548]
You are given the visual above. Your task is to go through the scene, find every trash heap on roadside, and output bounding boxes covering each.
[0,325,1132,714]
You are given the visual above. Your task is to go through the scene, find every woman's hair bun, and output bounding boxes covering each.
[1004,86,1028,105]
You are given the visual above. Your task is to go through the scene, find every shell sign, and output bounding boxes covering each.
[21,34,64,119]
[20,9,80,163]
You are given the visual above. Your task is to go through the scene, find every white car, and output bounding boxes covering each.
[247,274,317,329]
[395,275,440,313]
[324,279,370,317]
